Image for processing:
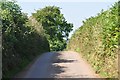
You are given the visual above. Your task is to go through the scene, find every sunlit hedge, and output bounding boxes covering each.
[67,2,119,78]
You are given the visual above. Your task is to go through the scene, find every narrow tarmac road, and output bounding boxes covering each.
[16,51,99,78]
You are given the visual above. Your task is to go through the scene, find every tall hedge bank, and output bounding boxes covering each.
[1,1,50,78]
[67,2,119,78]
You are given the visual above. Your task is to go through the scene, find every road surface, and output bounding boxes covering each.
[15,51,99,78]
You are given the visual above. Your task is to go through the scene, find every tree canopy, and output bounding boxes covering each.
[32,6,73,51]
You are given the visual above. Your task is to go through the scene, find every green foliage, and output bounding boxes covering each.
[32,6,73,51]
[1,0,50,78]
[67,2,119,78]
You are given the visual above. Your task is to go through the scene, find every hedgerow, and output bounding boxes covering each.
[67,2,119,78]
[1,0,50,78]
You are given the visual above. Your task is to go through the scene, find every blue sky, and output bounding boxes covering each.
[17,0,117,38]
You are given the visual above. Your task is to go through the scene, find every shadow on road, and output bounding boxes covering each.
[52,52,77,63]
[53,59,77,63]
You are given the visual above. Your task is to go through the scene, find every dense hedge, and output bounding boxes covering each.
[67,2,119,78]
[1,1,50,78]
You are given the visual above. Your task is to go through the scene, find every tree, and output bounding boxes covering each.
[32,6,73,51]
[1,0,50,77]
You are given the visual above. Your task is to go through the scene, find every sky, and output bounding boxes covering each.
[16,0,117,38]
